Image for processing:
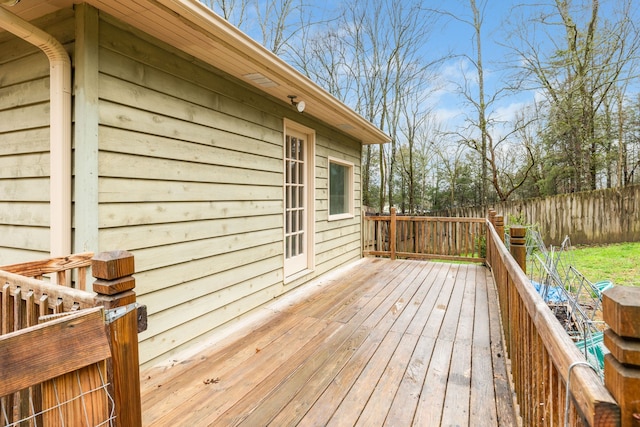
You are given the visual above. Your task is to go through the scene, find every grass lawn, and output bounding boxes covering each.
[570,242,640,287]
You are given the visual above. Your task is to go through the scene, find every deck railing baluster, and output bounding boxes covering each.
[486,215,620,426]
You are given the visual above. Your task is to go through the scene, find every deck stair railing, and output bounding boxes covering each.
[0,251,142,427]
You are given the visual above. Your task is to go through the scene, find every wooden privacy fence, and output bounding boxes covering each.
[486,218,623,426]
[363,207,486,262]
[0,251,142,427]
[436,184,640,246]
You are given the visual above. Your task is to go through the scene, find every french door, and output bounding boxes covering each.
[284,123,314,278]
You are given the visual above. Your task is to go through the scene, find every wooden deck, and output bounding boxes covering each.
[140,258,517,426]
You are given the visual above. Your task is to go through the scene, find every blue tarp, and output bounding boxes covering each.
[531,280,568,303]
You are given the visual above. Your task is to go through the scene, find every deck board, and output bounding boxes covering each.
[141,258,516,426]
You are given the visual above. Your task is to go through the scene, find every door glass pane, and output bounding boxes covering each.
[298,232,304,255]
[291,186,297,208]
[285,132,306,262]
[298,162,304,185]
[286,236,291,258]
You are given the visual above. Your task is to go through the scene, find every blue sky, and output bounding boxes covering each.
[425,0,535,130]
[427,0,640,131]
[204,0,639,138]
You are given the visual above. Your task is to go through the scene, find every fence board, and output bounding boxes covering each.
[438,184,640,245]
[0,307,110,397]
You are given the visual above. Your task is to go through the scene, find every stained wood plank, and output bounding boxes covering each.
[413,265,467,426]
[384,263,455,425]
[266,325,371,426]
[470,267,499,425]
[487,268,519,426]
[0,252,93,277]
[440,266,476,426]
[0,307,109,396]
[222,321,362,425]
[139,259,516,426]
[326,330,404,426]
[145,315,328,425]
[328,261,419,324]
[355,332,421,426]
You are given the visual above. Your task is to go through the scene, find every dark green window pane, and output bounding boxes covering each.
[330,162,348,215]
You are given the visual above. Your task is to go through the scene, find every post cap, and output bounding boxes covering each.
[509,225,527,238]
[603,286,640,339]
[92,250,134,280]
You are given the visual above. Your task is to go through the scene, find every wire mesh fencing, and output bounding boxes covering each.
[523,229,611,379]
[1,361,116,427]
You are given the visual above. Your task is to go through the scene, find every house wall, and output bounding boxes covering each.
[0,9,75,264]
[0,6,362,367]
[90,11,362,366]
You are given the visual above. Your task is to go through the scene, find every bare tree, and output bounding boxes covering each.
[201,0,248,27]
[202,0,316,55]
[506,0,640,191]
[297,0,441,212]
[440,0,535,202]
[398,97,436,214]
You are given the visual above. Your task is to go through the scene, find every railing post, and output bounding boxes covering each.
[488,209,497,227]
[92,250,142,427]
[390,207,397,261]
[495,214,505,243]
[603,286,640,426]
[509,225,527,274]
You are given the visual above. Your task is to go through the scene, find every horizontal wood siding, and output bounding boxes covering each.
[311,137,362,272]
[97,14,363,367]
[0,9,75,264]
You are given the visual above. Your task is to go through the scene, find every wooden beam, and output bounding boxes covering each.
[603,286,640,426]
[73,2,100,254]
[0,252,93,277]
[389,207,396,261]
[0,307,110,396]
[92,250,142,427]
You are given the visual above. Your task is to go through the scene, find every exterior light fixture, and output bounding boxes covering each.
[288,95,305,113]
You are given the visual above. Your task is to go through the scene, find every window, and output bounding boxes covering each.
[328,157,354,220]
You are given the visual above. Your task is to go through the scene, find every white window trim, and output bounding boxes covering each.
[328,156,355,221]
[283,119,315,282]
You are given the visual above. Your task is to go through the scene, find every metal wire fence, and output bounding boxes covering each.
[1,361,116,427]
[522,229,611,379]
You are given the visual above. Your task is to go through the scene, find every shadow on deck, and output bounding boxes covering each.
[140,258,517,426]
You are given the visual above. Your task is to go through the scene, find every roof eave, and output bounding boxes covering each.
[95,0,391,145]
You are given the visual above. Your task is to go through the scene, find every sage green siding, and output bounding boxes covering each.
[0,7,363,368]
[0,10,75,264]
[93,13,362,366]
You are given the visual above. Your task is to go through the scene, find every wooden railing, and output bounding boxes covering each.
[0,251,142,427]
[363,208,486,262]
[0,252,94,289]
[485,219,621,426]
